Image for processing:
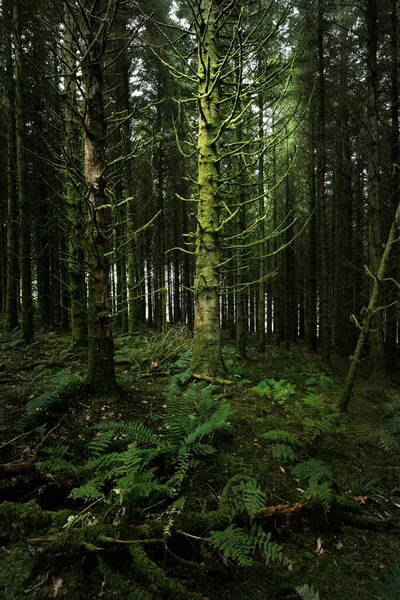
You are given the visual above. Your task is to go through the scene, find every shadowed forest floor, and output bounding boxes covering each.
[1,327,399,599]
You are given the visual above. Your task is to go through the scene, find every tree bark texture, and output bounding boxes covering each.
[190,0,224,377]
[82,0,117,394]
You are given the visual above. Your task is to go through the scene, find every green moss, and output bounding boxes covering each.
[0,544,35,600]
[0,501,51,542]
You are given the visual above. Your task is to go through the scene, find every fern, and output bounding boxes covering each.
[296,583,321,600]
[300,395,339,441]
[69,381,231,509]
[36,458,78,475]
[208,525,255,567]
[364,565,400,599]
[70,479,105,502]
[251,379,296,402]
[262,429,297,463]
[271,444,296,462]
[208,523,285,567]
[292,459,333,509]
[262,429,298,445]
[92,421,157,446]
[242,479,266,520]
[24,368,80,419]
[305,373,334,390]
[292,459,332,481]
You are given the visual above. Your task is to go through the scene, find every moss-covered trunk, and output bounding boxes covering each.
[14,0,34,344]
[82,0,117,395]
[64,2,87,348]
[4,0,19,332]
[366,0,385,373]
[340,200,400,411]
[190,0,224,377]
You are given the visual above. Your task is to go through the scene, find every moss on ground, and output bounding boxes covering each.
[0,331,399,599]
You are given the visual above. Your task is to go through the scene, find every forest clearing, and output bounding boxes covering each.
[0,0,399,598]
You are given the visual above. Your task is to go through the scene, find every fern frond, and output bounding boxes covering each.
[36,458,78,475]
[292,459,332,482]
[85,452,121,473]
[93,421,157,446]
[296,583,320,600]
[242,480,266,520]
[70,479,105,503]
[88,431,115,456]
[364,565,400,600]
[271,444,296,462]
[208,525,254,567]
[262,429,298,445]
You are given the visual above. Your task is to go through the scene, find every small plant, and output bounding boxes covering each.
[21,368,81,428]
[300,395,340,442]
[251,378,296,402]
[68,380,232,506]
[296,583,321,600]
[305,373,334,390]
[292,459,334,509]
[262,429,298,462]
[364,565,400,600]
[115,326,192,371]
[208,523,285,567]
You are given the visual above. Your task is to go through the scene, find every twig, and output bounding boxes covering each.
[0,424,46,451]
[193,373,233,386]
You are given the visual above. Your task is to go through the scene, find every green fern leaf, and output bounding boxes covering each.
[271,443,296,462]
[262,429,298,445]
[296,583,320,600]
[70,479,105,503]
[208,525,254,567]
[292,459,332,482]
[242,480,266,519]
[364,565,400,599]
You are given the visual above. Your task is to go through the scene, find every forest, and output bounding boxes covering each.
[0,0,399,598]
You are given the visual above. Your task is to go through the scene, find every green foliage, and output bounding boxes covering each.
[0,545,35,600]
[22,368,80,427]
[262,429,298,463]
[300,395,339,442]
[69,381,232,505]
[36,443,79,475]
[305,373,334,390]
[242,479,266,520]
[114,326,192,371]
[69,479,105,502]
[292,459,334,509]
[251,378,296,402]
[208,524,285,567]
[364,566,400,599]
[296,583,321,600]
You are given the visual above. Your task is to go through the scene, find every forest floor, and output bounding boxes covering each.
[1,326,400,600]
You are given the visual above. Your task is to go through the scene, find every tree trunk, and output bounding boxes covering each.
[14,0,34,344]
[82,0,117,395]
[191,0,224,377]
[317,0,330,366]
[366,0,385,373]
[63,2,87,347]
[340,201,400,411]
[4,0,19,332]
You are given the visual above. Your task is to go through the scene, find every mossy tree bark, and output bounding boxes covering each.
[339,200,400,411]
[190,0,224,377]
[385,0,399,376]
[63,1,87,349]
[317,0,330,366]
[14,0,34,344]
[81,0,118,394]
[4,0,19,332]
[366,0,385,373]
